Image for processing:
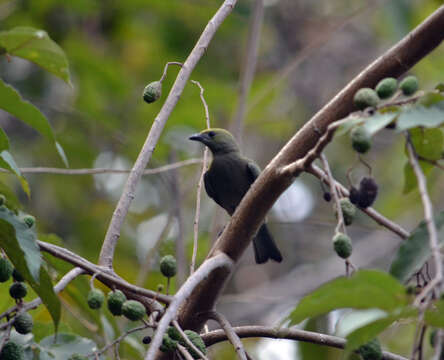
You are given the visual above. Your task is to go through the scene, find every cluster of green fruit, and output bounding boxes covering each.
[87,286,146,321]
[357,338,383,360]
[160,326,206,359]
[0,258,28,303]
[353,75,419,110]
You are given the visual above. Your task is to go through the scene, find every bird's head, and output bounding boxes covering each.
[189,128,239,155]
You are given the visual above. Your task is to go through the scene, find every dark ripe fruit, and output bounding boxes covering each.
[9,282,27,299]
[143,81,162,103]
[332,233,352,259]
[0,257,13,282]
[14,312,33,334]
[122,300,146,321]
[353,88,380,110]
[323,192,332,202]
[179,330,207,359]
[0,340,25,360]
[12,268,25,282]
[337,198,356,226]
[375,77,397,99]
[160,255,177,278]
[358,177,378,208]
[351,126,372,153]
[160,334,178,353]
[349,187,360,205]
[400,75,418,96]
[358,338,383,360]
[107,290,127,316]
[142,336,152,345]
[87,289,105,309]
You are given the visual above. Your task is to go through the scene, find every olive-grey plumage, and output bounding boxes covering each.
[189,128,282,264]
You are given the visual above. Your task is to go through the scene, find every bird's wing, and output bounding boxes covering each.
[204,171,223,209]
[246,161,261,185]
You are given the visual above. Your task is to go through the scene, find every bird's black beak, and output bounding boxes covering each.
[189,133,205,143]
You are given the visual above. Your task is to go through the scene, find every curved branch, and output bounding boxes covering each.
[178,6,444,331]
[201,326,407,360]
[99,0,238,269]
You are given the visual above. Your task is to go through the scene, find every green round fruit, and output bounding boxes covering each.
[122,300,146,321]
[375,77,397,99]
[160,255,177,278]
[358,338,382,360]
[353,88,379,110]
[336,198,356,226]
[143,81,162,103]
[179,330,206,359]
[68,354,88,360]
[107,290,127,316]
[14,312,33,334]
[400,75,418,96]
[12,269,24,282]
[332,233,352,259]
[0,194,6,206]
[167,326,181,341]
[351,126,372,153]
[22,215,35,228]
[9,282,27,299]
[0,340,25,360]
[0,257,13,282]
[87,289,105,309]
[160,334,178,353]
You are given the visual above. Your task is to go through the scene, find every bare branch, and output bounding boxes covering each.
[190,80,211,274]
[178,5,444,331]
[201,325,407,360]
[206,311,248,360]
[407,139,442,306]
[308,164,409,239]
[0,158,202,176]
[145,253,234,360]
[99,0,238,269]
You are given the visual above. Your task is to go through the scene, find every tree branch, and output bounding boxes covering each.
[177,6,444,331]
[99,0,238,269]
[145,253,234,360]
[201,325,408,360]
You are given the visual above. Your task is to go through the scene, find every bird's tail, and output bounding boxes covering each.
[253,224,283,264]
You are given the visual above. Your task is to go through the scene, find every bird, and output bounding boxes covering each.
[189,128,282,264]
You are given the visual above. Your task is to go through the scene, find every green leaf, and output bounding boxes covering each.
[409,128,444,161]
[286,270,407,326]
[0,127,10,151]
[0,78,69,167]
[0,208,61,329]
[336,115,364,136]
[389,210,444,283]
[39,333,102,359]
[402,160,433,194]
[396,94,444,131]
[344,307,417,357]
[0,26,71,84]
[0,150,30,196]
[56,141,69,168]
[361,112,398,135]
[425,300,444,328]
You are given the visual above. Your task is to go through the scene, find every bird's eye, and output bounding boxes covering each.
[208,131,216,138]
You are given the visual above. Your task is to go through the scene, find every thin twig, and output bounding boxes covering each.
[201,325,407,360]
[145,253,234,360]
[190,80,211,274]
[173,320,209,360]
[159,62,183,83]
[206,311,248,360]
[307,164,410,239]
[99,0,238,269]
[177,344,194,360]
[407,139,442,307]
[230,0,264,143]
[0,158,202,176]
